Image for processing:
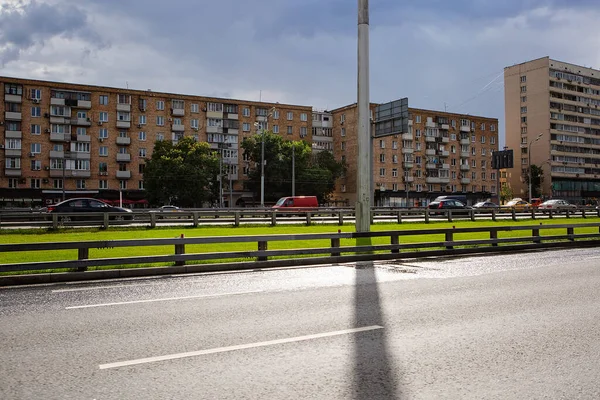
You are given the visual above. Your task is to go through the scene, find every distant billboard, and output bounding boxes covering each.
[374,98,409,137]
[491,149,514,169]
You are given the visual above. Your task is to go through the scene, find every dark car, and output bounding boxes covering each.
[427,199,472,215]
[47,198,133,221]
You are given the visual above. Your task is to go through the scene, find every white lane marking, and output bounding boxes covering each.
[66,290,262,309]
[54,283,159,293]
[99,325,384,370]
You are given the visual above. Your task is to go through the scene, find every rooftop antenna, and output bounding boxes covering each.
[126,81,129,89]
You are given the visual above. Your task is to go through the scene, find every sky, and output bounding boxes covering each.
[1,0,600,145]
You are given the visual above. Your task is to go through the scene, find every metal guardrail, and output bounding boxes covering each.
[0,207,599,229]
[2,223,600,274]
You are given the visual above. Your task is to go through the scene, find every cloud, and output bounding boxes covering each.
[0,0,105,66]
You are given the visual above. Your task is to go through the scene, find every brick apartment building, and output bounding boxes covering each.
[505,56,600,204]
[329,102,499,206]
[0,77,311,207]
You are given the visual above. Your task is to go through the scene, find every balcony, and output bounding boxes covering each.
[172,123,185,132]
[438,150,450,157]
[116,153,131,162]
[69,170,91,178]
[51,98,65,106]
[76,134,91,142]
[401,148,414,154]
[460,152,471,158]
[439,177,450,184]
[401,133,413,140]
[116,120,131,129]
[438,163,450,170]
[255,115,267,122]
[49,150,64,159]
[73,117,92,126]
[403,176,414,183]
[460,138,470,145]
[425,136,436,143]
[171,108,185,117]
[50,133,68,142]
[116,103,131,112]
[72,151,91,160]
[461,178,471,184]
[5,111,22,120]
[50,116,67,124]
[5,130,22,139]
[460,164,470,171]
[440,124,450,130]
[441,136,450,143]
[49,169,65,178]
[403,161,414,169]
[116,137,131,145]
[4,149,21,157]
[426,163,437,169]
[426,177,442,184]
[4,168,21,177]
[425,149,436,156]
[76,100,92,109]
[425,121,436,128]
[460,125,471,133]
[5,94,22,103]
[116,170,132,179]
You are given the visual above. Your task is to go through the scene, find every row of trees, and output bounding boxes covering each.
[142,133,346,207]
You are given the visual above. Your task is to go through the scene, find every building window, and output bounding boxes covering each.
[300,113,307,121]
[341,184,346,193]
[481,136,486,144]
[481,148,486,156]
[242,123,250,132]
[156,100,165,110]
[77,180,86,190]
[392,154,398,163]
[287,126,293,135]
[30,89,41,99]
[480,123,485,130]
[242,107,250,117]
[53,179,63,189]
[119,180,127,190]
[521,116,527,123]
[139,115,146,125]
[30,178,41,189]
[415,115,421,123]
[491,137,496,144]
[156,116,164,126]
[273,125,279,134]
[30,160,41,170]
[138,181,145,190]
[139,164,145,174]
[521,96,527,102]
[340,114,345,123]
[341,128,346,137]
[99,112,108,122]
[31,124,41,135]
[379,154,385,163]
[520,86,527,93]
[30,143,41,154]
[379,139,385,149]
[300,127,307,137]
[379,168,386,177]
[415,129,421,138]
[99,146,108,156]
[520,76,527,83]
[273,110,279,119]
[31,106,41,117]
[99,128,108,139]
[139,148,147,157]
[99,95,108,105]
[157,133,164,141]
[490,124,496,132]
[191,119,199,129]
[287,112,293,120]
[191,103,199,113]
[521,106,527,113]
[392,168,398,177]
[207,102,222,112]
[139,131,146,141]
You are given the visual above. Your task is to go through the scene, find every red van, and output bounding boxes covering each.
[272,196,318,209]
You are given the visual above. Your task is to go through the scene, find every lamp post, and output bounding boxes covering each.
[528,132,544,203]
[257,107,276,208]
[291,143,296,197]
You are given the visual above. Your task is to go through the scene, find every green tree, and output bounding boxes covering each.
[523,164,545,198]
[241,132,346,204]
[500,183,513,204]
[144,137,220,207]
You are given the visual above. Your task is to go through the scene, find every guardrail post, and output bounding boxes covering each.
[234,211,240,227]
[512,209,517,221]
[548,210,553,219]
[445,230,454,250]
[491,209,496,222]
[489,229,498,247]
[566,209,571,218]
[447,210,453,223]
[192,212,199,228]
[174,234,186,266]
[425,209,430,223]
[370,211,374,225]
[52,213,59,229]
[531,208,536,219]
[470,209,475,222]
[532,227,540,243]
[258,240,268,261]
[397,211,402,224]
[567,227,574,241]
[391,234,399,254]
[338,211,344,226]
[582,208,586,219]
[306,212,312,226]
[77,248,89,271]
[150,212,156,228]
[271,211,277,226]
[331,237,341,256]
[103,213,109,229]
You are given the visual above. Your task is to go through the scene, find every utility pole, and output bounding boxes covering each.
[356,0,371,232]
[292,143,296,197]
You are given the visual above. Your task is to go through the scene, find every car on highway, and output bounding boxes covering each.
[427,199,472,215]
[472,201,499,209]
[501,198,531,212]
[538,199,577,213]
[152,205,185,219]
[47,198,133,221]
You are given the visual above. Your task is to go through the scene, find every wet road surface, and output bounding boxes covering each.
[1,248,600,399]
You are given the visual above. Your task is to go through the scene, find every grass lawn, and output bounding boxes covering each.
[2,218,599,275]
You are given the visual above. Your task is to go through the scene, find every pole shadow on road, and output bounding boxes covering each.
[353,237,401,399]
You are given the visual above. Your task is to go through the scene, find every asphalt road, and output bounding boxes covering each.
[1,248,600,399]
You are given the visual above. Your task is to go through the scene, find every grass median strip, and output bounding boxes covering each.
[2,218,599,275]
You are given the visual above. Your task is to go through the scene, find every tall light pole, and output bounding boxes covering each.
[292,143,295,196]
[356,0,371,232]
[257,107,276,208]
[528,132,544,203]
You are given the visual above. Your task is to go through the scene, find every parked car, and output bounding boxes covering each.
[530,198,543,208]
[501,198,531,212]
[47,198,133,221]
[427,199,472,215]
[272,196,318,209]
[472,201,499,209]
[152,205,185,219]
[538,199,577,213]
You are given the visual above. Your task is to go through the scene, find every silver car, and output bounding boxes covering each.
[538,199,577,213]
